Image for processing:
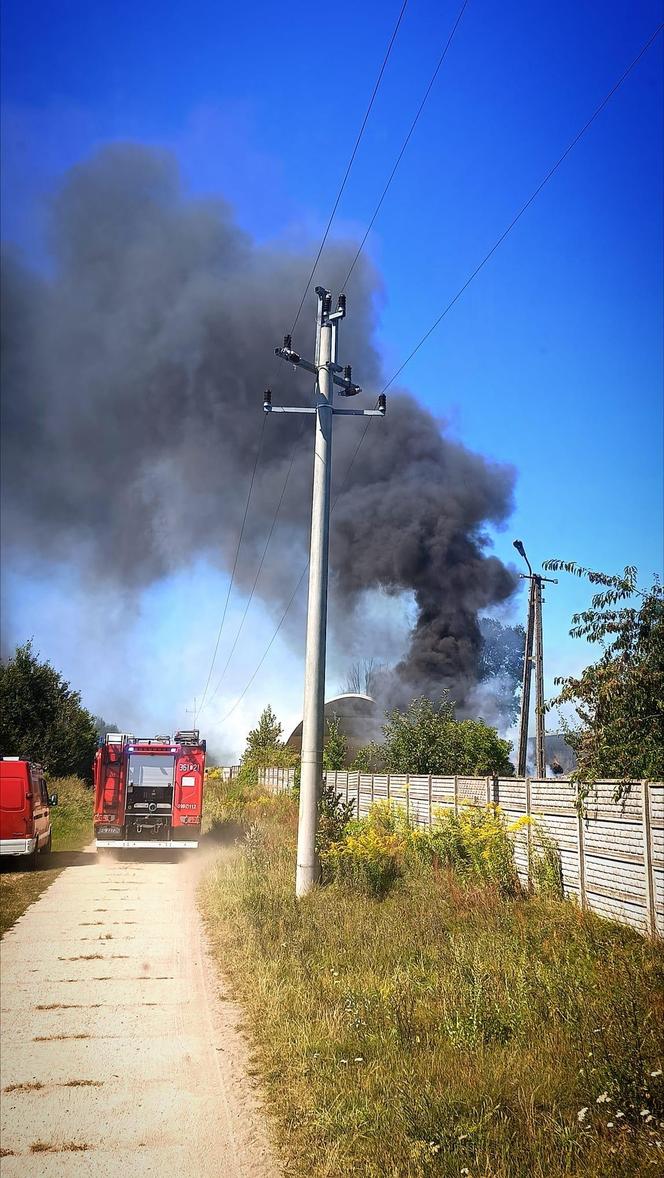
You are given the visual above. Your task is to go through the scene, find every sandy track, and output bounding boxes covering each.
[0,844,280,1176]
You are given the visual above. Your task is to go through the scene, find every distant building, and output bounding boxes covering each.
[286,693,380,764]
[527,733,577,776]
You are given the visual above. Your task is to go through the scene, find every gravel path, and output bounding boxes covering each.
[0,845,280,1176]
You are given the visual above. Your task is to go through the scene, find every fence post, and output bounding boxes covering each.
[486,776,491,806]
[525,776,532,888]
[576,786,587,911]
[406,774,411,826]
[641,780,656,936]
[453,775,458,816]
[428,774,433,828]
[387,773,391,803]
[371,773,375,806]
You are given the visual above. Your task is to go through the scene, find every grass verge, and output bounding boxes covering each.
[0,776,93,937]
[201,790,663,1178]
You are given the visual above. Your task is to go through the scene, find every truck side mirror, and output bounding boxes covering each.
[49,793,58,806]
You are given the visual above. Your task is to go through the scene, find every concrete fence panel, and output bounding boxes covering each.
[258,768,663,937]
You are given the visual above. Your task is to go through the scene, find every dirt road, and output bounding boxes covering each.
[0,844,280,1176]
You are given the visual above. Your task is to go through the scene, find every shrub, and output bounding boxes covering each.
[323,825,406,897]
[528,822,565,899]
[203,765,297,833]
[316,780,355,854]
[323,801,524,899]
[419,804,521,896]
[322,802,411,897]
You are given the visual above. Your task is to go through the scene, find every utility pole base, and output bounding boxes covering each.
[295,863,318,897]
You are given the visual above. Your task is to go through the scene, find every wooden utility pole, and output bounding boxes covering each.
[513,541,557,777]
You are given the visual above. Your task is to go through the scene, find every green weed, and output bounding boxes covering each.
[201,784,663,1178]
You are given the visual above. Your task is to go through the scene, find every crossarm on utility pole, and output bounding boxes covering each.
[274,346,362,396]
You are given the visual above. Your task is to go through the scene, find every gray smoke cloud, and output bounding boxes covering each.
[1,143,518,714]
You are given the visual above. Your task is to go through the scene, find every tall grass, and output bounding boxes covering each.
[49,775,93,851]
[201,789,663,1178]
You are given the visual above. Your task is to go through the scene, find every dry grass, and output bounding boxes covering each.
[0,776,93,937]
[201,795,664,1178]
[58,953,104,961]
[34,1034,91,1041]
[35,1003,101,1010]
[30,1141,91,1153]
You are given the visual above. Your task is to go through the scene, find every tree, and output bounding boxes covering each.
[243,705,283,761]
[543,561,664,783]
[322,714,348,771]
[0,641,98,780]
[241,704,296,772]
[341,658,384,698]
[351,695,514,776]
[351,742,386,773]
[94,716,119,741]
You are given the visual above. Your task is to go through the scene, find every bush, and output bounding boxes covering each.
[322,800,409,896]
[417,804,521,896]
[316,780,355,854]
[203,765,298,834]
[323,823,406,897]
[323,801,523,899]
[529,822,565,899]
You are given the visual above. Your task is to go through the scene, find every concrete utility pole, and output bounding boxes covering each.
[267,287,386,896]
[513,540,557,778]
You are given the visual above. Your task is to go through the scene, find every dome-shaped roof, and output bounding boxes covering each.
[286,694,380,762]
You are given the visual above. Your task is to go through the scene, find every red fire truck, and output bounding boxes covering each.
[93,730,206,850]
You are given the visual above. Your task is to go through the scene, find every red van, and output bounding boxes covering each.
[0,758,57,869]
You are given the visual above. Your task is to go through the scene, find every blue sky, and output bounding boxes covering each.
[2,0,662,758]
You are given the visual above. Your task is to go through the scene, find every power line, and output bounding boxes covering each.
[218,564,309,725]
[196,413,267,720]
[342,0,470,291]
[380,21,664,393]
[215,22,663,729]
[200,436,301,713]
[215,403,379,725]
[289,0,409,337]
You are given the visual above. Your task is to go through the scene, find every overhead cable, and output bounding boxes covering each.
[380,22,664,392]
[217,21,663,726]
[289,0,409,337]
[216,403,380,724]
[196,413,267,719]
[200,437,300,714]
[342,0,470,291]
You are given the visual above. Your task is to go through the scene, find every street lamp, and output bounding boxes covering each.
[513,538,532,577]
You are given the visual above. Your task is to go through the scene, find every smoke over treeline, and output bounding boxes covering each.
[1,144,519,718]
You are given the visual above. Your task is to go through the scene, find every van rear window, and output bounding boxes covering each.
[1,774,26,811]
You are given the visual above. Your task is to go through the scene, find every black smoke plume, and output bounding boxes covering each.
[1,145,518,715]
